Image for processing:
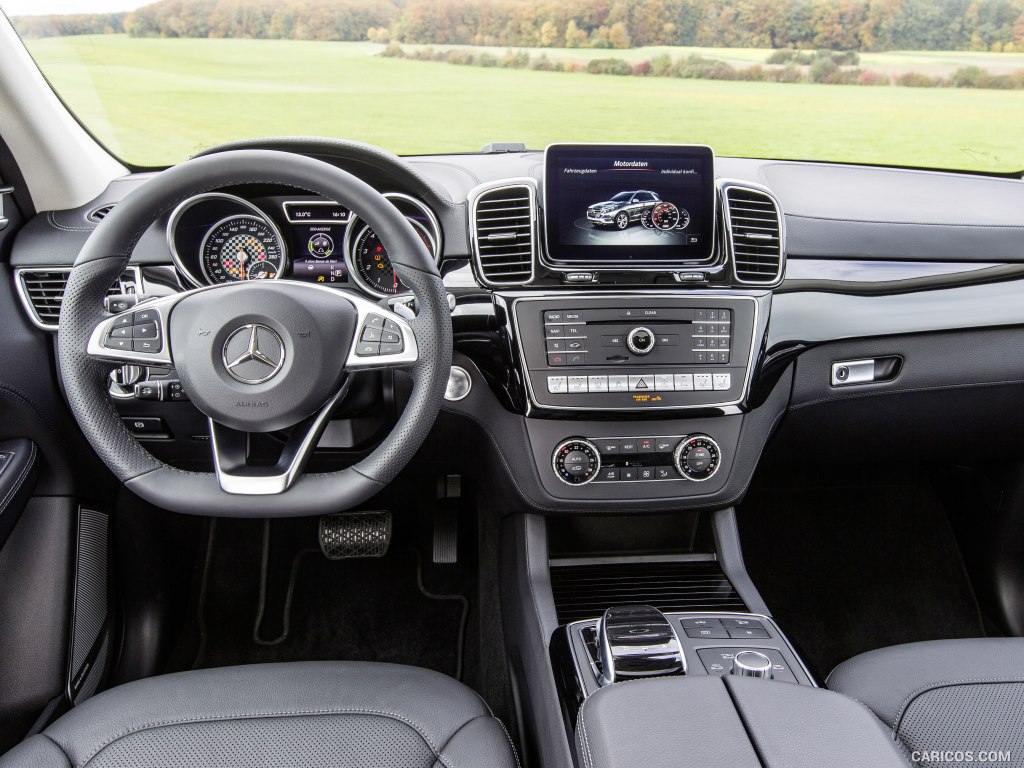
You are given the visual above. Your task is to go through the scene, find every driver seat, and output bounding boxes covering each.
[0,662,518,768]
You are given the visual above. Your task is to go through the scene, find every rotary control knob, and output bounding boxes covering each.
[673,435,721,482]
[626,327,655,355]
[552,438,601,486]
[731,650,773,679]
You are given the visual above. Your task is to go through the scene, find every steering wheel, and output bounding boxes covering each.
[57,150,452,517]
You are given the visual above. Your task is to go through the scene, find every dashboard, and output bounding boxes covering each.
[9,137,1024,515]
[166,189,442,298]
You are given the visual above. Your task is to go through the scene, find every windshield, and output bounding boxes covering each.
[3,0,1024,173]
[610,193,634,202]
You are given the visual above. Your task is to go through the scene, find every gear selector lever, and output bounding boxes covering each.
[597,604,686,685]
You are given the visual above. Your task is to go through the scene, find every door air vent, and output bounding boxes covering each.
[724,183,785,286]
[86,204,115,223]
[549,560,746,624]
[470,181,536,286]
[17,267,139,330]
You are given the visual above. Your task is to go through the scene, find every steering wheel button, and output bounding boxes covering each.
[382,331,401,345]
[355,341,380,356]
[134,309,157,324]
[383,319,401,333]
[110,326,132,339]
[112,315,133,328]
[366,314,385,329]
[104,337,132,351]
[361,326,382,342]
[133,323,159,339]
[132,339,161,353]
[380,342,404,355]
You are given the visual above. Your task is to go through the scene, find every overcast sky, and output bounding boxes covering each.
[2,0,146,14]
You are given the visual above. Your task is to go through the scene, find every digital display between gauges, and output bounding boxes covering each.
[200,215,285,283]
[350,220,435,296]
[290,225,347,285]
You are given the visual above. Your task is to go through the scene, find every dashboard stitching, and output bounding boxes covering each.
[46,211,94,232]
[790,376,1024,411]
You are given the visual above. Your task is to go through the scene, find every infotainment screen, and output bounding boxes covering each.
[543,144,715,265]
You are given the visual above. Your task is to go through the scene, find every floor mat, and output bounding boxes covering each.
[166,517,468,678]
[737,477,986,682]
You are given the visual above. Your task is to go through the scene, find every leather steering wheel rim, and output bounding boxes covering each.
[57,149,452,517]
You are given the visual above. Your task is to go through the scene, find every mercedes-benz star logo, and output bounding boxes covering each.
[222,324,285,385]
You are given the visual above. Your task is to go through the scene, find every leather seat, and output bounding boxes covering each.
[827,638,1024,764]
[0,661,518,768]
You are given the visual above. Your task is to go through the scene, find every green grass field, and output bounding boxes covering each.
[24,35,1024,172]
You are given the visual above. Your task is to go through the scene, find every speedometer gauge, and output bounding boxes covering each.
[650,202,681,231]
[200,215,285,284]
[349,219,435,297]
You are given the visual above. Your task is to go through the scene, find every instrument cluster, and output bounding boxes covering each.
[167,191,441,298]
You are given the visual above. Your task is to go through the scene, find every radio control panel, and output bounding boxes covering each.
[513,296,757,411]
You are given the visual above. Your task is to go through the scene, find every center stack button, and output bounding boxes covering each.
[626,327,656,355]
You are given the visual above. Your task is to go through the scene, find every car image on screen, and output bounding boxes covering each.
[586,190,662,230]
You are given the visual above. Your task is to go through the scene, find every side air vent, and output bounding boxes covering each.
[87,204,115,223]
[17,267,139,330]
[549,560,746,624]
[724,184,785,285]
[470,181,536,286]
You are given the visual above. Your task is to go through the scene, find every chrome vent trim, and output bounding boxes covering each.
[469,179,537,287]
[86,204,115,223]
[721,181,785,286]
[16,266,140,331]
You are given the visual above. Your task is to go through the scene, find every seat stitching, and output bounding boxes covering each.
[495,717,521,768]
[75,708,460,768]
[577,697,594,768]
[40,733,74,767]
[892,678,1024,739]
[0,442,36,516]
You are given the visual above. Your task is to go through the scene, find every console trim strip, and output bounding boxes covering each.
[508,291,761,413]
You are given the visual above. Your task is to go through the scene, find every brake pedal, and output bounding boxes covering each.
[319,510,392,560]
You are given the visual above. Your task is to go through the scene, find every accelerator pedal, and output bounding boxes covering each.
[319,510,392,560]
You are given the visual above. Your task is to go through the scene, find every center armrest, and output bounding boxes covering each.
[575,675,909,768]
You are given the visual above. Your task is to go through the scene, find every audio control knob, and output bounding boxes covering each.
[552,438,601,486]
[673,435,721,482]
[626,327,655,355]
[731,650,773,679]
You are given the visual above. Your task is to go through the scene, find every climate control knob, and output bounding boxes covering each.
[552,438,601,485]
[626,327,655,355]
[673,435,721,482]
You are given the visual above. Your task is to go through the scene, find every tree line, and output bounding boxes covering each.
[12,0,1024,53]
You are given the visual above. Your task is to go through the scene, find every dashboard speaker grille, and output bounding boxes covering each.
[471,183,536,286]
[725,185,785,285]
[549,560,746,624]
[18,267,139,330]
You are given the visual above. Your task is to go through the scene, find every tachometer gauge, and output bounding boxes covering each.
[349,219,435,297]
[650,202,681,231]
[200,215,285,284]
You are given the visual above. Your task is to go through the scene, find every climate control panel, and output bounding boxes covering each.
[551,434,721,486]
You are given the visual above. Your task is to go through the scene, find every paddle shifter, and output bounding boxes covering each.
[597,604,686,685]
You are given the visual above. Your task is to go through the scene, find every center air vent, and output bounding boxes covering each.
[17,267,139,330]
[724,184,785,286]
[470,182,536,286]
